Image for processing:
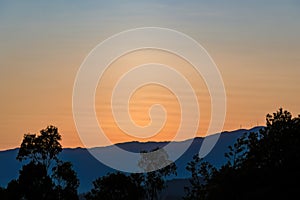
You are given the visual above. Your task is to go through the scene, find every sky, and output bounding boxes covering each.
[0,0,299,150]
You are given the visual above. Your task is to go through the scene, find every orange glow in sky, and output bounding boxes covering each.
[95,49,211,144]
[0,1,299,150]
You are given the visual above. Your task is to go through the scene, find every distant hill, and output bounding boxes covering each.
[0,126,263,193]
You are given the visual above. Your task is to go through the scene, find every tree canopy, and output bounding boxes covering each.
[1,125,79,200]
[17,125,62,169]
[85,172,144,200]
[184,108,300,199]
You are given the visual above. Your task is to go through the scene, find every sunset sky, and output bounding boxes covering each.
[0,0,299,150]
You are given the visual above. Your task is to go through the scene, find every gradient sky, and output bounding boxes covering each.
[0,0,299,150]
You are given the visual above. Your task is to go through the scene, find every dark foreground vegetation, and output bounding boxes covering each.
[184,108,300,199]
[0,108,299,199]
[0,126,79,200]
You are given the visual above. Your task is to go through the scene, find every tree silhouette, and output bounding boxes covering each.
[184,155,216,200]
[85,172,144,200]
[248,108,300,170]
[86,147,177,200]
[224,133,248,169]
[138,147,173,172]
[128,173,146,199]
[52,161,79,200]
[0,186,8,199]
[139,147,177,200]
[18,161,54,200]
[4,180,23,200]
[184,108,300,199]
[17,125,62,169]
[1,125,79,200]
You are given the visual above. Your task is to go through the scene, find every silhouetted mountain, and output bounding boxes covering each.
[0,126,263,193]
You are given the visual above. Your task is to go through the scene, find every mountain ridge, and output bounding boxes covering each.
[0,126,263,193]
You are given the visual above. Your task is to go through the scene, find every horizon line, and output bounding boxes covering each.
[0,126,264,152]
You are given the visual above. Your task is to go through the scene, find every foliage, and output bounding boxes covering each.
[0,187,8,199]
[86,147,177,200]
[17,125,62,169]
[184,155,216,200]
[85,172,144,200]
[138,147,173,172]
[52,161,80,200]
[4,180,23,200]
[139,147,177,200]
[1,125,79,200]
[3,108,298,199]
[184,108,300,199]
[224,133,248,169]
[17,161,54,200]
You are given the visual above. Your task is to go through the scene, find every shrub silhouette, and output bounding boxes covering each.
[85,172,144,200]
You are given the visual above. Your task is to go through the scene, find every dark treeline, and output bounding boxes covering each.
[0,108,299,200]
[184,108,300,200]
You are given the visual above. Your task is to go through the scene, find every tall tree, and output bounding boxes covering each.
[17,125,62,169]
[184,155,216,200]
[184,108,300,199]
[139,148,177,200]
[3,125,79,200]
[224,133,248,169]
[18,161,54,200]
[52,161,79,200]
